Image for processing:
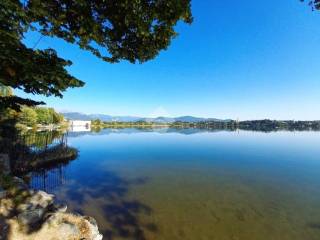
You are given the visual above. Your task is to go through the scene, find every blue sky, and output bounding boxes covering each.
[17,0,320,120]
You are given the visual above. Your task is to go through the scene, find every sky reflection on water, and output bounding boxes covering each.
[29,129,320,240]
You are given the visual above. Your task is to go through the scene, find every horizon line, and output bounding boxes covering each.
[60,111,320,122]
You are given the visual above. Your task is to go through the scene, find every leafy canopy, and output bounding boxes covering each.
[18,106,38,126]
[18,106,64,126]
[301,0,320,10]
[0,0,192,109]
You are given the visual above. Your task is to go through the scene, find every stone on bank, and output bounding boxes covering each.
[0,176,102,240]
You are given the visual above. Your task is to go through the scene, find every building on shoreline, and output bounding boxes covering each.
[69,120,91,132]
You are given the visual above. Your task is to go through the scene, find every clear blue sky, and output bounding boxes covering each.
[17,0,320,120]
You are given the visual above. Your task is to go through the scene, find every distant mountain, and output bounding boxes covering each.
[175,116,206,123]
[140,117,176,123]
[61,112,231,123]
[109,116,142,122]
[62,112,142,122]
[62,112,92,121]
[89,114,113,122]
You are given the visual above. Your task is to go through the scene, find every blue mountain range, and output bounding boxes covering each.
[62,112,231,123]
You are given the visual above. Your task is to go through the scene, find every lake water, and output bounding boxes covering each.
[27,129,320,240]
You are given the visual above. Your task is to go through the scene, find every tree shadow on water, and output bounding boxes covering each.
[0,120,78,239]
[64,170,158,240]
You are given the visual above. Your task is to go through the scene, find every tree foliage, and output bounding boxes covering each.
[301,0,320,10]
[0,0,192,109]
[0,84,42,112]
[16,106,64,126]
[0,83,13,97]
[91,119,102,125]
[35,107,64,125]
[18,106,38,126]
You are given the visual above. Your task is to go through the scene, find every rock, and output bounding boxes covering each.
[12,177,28,190]
[53,203,67,213]
[17,203,33,212]
[17,208,45,226]
[12,177,24,184]
[28,191,54,209]
[0,154,10,175]
[0,187,6,199]
[16,190,54,214]
[57,222,80,238]
[0,218,9,240]
[1,176,103,240]
[0,198,14,217]
[39,212,103,240]
[84,215,98,227]
[7,210,104,240]
[85,217,103,240]
[82,215,103,240]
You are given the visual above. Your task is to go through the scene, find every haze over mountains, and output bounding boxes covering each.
[62,112,231,123]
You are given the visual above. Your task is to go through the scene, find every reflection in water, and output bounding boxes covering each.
[1,128,158,239]
[67,127,233,138]
[57,171,156,240]
[13,131,77,193]
[69,124,91,132]
[0,126,77,188]
[28,163,67,193]
[22,130,67,149]
[5,128,320,240]
[12,131,76,174]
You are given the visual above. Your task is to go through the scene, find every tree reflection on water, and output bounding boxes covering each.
[1,123,157,239]
[0,121,77,191]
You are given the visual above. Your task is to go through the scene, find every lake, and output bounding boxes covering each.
[25,128,320,240]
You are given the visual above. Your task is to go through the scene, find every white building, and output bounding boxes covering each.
[69,120,91,132]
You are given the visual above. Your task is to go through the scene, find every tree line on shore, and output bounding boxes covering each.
[1,84,65,128]
[91,119,320,132]
[191,120,320,131]
[2,105,65,128]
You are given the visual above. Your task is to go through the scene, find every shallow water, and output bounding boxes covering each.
[28,129,320,240]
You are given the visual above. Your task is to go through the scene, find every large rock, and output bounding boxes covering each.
[28,190,54,209]
[0,177,103,240]
[17,208,45,226]
[17,190,54,212]
[8,212,103,240]
[55,222,80,239]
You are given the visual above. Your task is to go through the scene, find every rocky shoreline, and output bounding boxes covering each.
[0,176,103,240]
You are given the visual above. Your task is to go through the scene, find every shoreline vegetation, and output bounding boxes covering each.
[12,118,320,133]
[90,119,320,132]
